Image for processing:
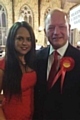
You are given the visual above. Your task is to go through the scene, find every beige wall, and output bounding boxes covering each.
[0,0,77,46]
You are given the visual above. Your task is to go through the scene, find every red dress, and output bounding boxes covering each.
[0,59,37,120]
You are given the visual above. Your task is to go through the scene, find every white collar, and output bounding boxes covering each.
[49,41,69,57]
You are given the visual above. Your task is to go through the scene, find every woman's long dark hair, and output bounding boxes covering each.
[2,21,36,99]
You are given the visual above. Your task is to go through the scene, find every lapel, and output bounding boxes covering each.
[58,44,77,91]
[41,46,50,81]
[63,43,74,57]
[36,46,50,84]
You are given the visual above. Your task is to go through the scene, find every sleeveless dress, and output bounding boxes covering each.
[0,59,37,120]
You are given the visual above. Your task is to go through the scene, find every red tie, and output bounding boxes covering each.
[48,51,58,89]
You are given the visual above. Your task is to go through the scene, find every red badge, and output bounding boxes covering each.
[60,57,74,71]
[51,57,75,93]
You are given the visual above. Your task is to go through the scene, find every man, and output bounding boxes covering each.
[34,8,80,120]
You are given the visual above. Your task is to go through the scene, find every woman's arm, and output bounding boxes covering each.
[0,69,6,120]
[0,107,6,120]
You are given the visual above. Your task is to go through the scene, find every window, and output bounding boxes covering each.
[44,8,51,45]
[19,4,33,27]
[44,7,51,20]
[0,4,7,46]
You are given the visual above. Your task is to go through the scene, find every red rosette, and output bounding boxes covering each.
[60,57,75,71]
[51,57,75,93]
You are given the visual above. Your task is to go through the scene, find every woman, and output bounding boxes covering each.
[0,21,37,120]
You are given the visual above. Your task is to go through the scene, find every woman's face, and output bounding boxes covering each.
[15,27,32,56]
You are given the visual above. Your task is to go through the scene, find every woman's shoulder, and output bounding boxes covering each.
[0,57,5,70]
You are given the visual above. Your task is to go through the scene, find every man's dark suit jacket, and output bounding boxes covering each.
[33,43,80,120]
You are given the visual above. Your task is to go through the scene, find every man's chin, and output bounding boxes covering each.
[52,44,60,49]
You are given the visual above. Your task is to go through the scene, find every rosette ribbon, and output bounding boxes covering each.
[51,57,75,93]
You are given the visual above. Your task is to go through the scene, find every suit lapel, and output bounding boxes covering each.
[41,46,50,82]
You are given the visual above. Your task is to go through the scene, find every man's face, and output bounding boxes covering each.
[45,10,70,49]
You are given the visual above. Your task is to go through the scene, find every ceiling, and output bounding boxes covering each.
[61,0,80,3]
[61,0,80,9]
[67,0,80,3]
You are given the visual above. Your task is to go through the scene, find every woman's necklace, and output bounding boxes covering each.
[19,59,27,73]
